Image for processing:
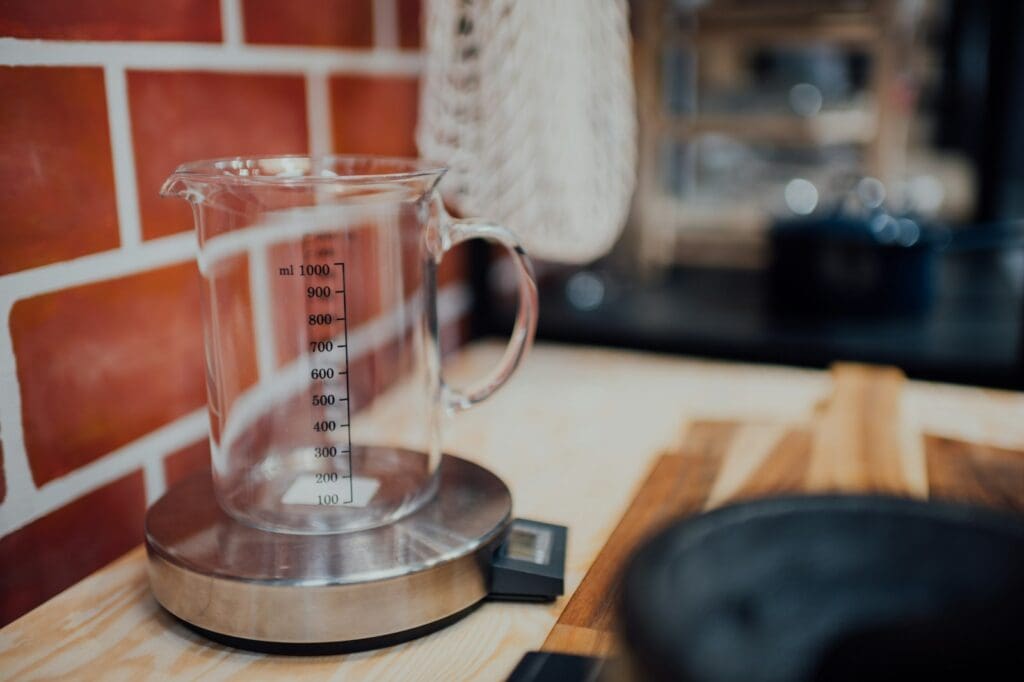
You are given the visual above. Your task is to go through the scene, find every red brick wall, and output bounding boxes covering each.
[0,0,468,627]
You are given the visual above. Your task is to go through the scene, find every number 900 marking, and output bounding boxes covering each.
[307,286,331,299]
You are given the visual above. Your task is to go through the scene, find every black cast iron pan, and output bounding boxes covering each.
[620,495,1024,681]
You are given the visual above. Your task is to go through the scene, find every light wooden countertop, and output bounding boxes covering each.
[2,343,1022,681]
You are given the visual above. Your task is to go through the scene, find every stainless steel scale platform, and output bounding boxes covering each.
[146,454,564,650]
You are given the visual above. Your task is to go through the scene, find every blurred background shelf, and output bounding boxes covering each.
[465,0,1024,390]
[663,108,878,146]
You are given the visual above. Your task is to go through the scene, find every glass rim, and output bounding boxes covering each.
[168,154,448,186]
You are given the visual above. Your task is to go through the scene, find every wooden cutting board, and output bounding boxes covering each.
[542,364,1024,657]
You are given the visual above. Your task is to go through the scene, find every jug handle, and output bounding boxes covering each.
[438,218,538,414]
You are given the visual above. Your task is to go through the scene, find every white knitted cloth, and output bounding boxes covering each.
[417,0,637,263]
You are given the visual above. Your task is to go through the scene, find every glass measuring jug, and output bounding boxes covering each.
[162,156,537,534]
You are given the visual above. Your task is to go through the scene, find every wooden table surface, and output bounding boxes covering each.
[2,343,1023,681]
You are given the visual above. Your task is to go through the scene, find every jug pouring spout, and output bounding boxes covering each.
[160,172,208,203]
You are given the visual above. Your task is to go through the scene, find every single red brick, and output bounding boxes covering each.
[397,0,422,48]
[0,471,146,627]
[128,71,309,240]
[0,66,119,275]
[242,0,373,48]
[10,264,212,486]
[330,75,419,157]
[0,0,221,42]
[163,439,211,487]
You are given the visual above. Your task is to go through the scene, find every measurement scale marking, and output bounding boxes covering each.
[290,242,359,508]
[340,262,354,504]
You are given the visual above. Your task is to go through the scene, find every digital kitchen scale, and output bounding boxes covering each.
[145,454,566,652]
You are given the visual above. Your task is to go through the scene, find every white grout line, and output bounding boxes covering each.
[220,0,246,47]
[0,38,422,74]
[142,456,167,504]
[305,70,334,156]
[0,232,197,304]
[0,300,37,540]
[373,0,400,50]
[248,246,278,382]
[103,66,143,249]
[0,408,209,537]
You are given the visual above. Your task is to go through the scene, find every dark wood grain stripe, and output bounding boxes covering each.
[925,434,1024,513]
[541,421,732,655]
[730,428,813,503]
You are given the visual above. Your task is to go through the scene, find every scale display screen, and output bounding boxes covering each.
[490,519,566,601]
[505,525,553,565]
